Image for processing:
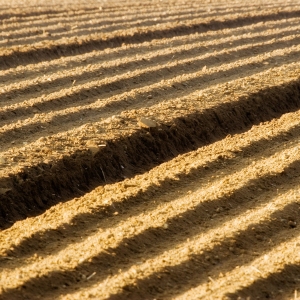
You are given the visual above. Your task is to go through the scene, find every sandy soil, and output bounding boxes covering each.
[0,0,300,299]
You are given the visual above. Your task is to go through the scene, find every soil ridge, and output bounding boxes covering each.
[0,77,299,228]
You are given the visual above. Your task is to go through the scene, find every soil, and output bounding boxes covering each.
[0,0,300,299]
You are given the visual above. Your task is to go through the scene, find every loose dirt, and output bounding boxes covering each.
[0,0,300,299]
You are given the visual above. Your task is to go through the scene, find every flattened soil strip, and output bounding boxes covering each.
[0,76,299,228]
[1,9,299,70]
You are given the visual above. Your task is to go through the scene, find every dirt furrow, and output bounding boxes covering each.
[0,59,299,228]
[0,108,298,263]
[0,0,282,19]
[0,1,295,32]
[72,188,300,300]
[2,40,294,174]
[1,142,299,298]
[1,15,295,87]
[0,4,254,36]
[0,2,235,32]
[1,110,300,298]
[1,28,300,144]
[1,1,300,299]
[179,234,300,299]
[0,0,207,23]
[1,7,299,70]
[2,27,299,140]
[2,17,299,102]
[0,8,221,45]
[2,5,293,47]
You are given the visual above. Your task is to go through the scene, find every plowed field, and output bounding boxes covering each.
[1,0,300,299]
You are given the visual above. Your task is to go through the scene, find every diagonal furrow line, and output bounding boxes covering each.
[2,5,291,46]
[0,138,298,285]
[2,19,299,106]
[1,108,300,269]
[75,188,300,300]
[1,146,299,298]
[0,5,256,39]
[1,8,300,70]
[0,14,295,84]
[0,61,299,228]
[0,34,299,148]
[2,0,292,26]
[178,233,300,299]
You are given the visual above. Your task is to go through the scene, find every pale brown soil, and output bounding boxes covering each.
[0,0,300,299]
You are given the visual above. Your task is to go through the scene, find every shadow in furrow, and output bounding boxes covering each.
[2,2,294,24]
[1,24,298,109]
[0,5,227,35]
[0,9,72,21]
[107,202,300,300]
[226,263,300,299]
[1,41,300,149]
[2,8,259,45]
[0,16,294,84]
[6,2,293,46]
[2,119,300,266]
[1,167,300,299]
[0,75,299,228]
[1,9,299,70]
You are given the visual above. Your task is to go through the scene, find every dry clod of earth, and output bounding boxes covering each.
[138,117,157,128]
[0,0,300,299]
[85,140,100,156]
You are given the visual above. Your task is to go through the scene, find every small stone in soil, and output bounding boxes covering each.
[138,117,157,128]
[85,141,99,155]
[288,221,297,228]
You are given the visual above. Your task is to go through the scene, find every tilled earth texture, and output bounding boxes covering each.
[1,0,300,299]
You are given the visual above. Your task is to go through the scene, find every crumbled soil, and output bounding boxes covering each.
[0,0,300,299]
